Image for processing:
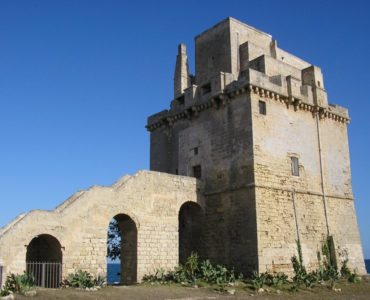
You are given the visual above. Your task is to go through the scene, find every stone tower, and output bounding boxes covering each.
[147,17,366,274]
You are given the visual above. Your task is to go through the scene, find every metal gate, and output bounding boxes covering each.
[26,262,62,288]
[0,265,3,287]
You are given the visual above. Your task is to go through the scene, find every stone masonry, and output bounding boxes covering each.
[0,171,203,284]
[147,17,366,275]
[0,17,366,287]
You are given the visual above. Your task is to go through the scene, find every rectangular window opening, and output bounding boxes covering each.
[194,147,199,155]
[192,165,202,179]
[291,157,299,176]
[259,100,266,115]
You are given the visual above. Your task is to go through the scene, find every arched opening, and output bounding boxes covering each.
[179,202,203,264]
[26,234,62,288]
[107,214,137,285]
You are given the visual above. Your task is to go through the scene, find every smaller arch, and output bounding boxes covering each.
[26,234,63,288]
[179,201,204,264]
[176,199,204,216]
[107,208,141,229]
[26,234,62,263]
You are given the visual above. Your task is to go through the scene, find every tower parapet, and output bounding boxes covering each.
[148,17,348,132]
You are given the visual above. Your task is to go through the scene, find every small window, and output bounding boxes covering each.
[192,165,202,179]
[194,147,198,155]
[259,100,266,115]
[177,95,185,105]
[317,81,321,87]
[256,61,261,71]
[201,83,211,95]
[291,157,299,176]
[175,169,178,175]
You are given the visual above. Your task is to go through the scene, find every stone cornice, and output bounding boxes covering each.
[146,83,350,132]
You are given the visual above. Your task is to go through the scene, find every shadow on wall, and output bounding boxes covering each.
[179,201,204,264]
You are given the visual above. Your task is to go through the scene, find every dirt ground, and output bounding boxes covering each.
[14,280,370,300]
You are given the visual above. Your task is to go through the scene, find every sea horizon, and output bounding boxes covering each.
[106,259,370,282]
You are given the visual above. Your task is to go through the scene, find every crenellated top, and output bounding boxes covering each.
[148,17,349,132]
[147,69,349,132]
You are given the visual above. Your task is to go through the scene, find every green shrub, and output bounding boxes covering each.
[321,237,340,284]
[167,265,188,284]
[142,268,168,283]
[143,252,237,290]
[291,240,308,289]
[4,272,35,293]
[340,258,351,278]
[339,257,361,283]
[185,252,199,282]
[290,238,345,291]
[0,288,11,296]
[347,272,361,283]
[303,271,320,288]
[199,260,235,285]
[265,272,288,287]
[251,271,267,290]
[62,270,105,289]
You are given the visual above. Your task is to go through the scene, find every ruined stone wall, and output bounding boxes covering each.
[250,90,366,274]
[0,171,203,283]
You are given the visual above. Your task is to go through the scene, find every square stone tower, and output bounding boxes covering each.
[147,17,366,275]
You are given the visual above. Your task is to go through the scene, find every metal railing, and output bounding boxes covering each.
[0,265,3,287]
[26,262,62,288]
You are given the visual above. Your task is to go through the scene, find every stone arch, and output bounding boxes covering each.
[178,201,204,264]
[107,213,137,285]
[26,234,62,263]
[26,234,63,288]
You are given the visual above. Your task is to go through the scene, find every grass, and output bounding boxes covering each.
[14,277,370,300]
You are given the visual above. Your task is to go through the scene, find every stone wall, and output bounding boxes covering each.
[0,171,203,283]
[150,91,258,274]
[251,90,366,274]
[176,94,257,274]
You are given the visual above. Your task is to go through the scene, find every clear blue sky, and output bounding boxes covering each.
[0,1,369,258]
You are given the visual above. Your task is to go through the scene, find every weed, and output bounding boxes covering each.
[61,270,105,289]
[4,272,35,294]
[251,271,266,290]
[143,252,236,291]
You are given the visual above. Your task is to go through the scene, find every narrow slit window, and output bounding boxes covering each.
[291,157,299,176]
[177,95,185,105]
[192,165,202,179]
[259,100,266,115]
[201,83,211,95]
[194,147,199,155]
